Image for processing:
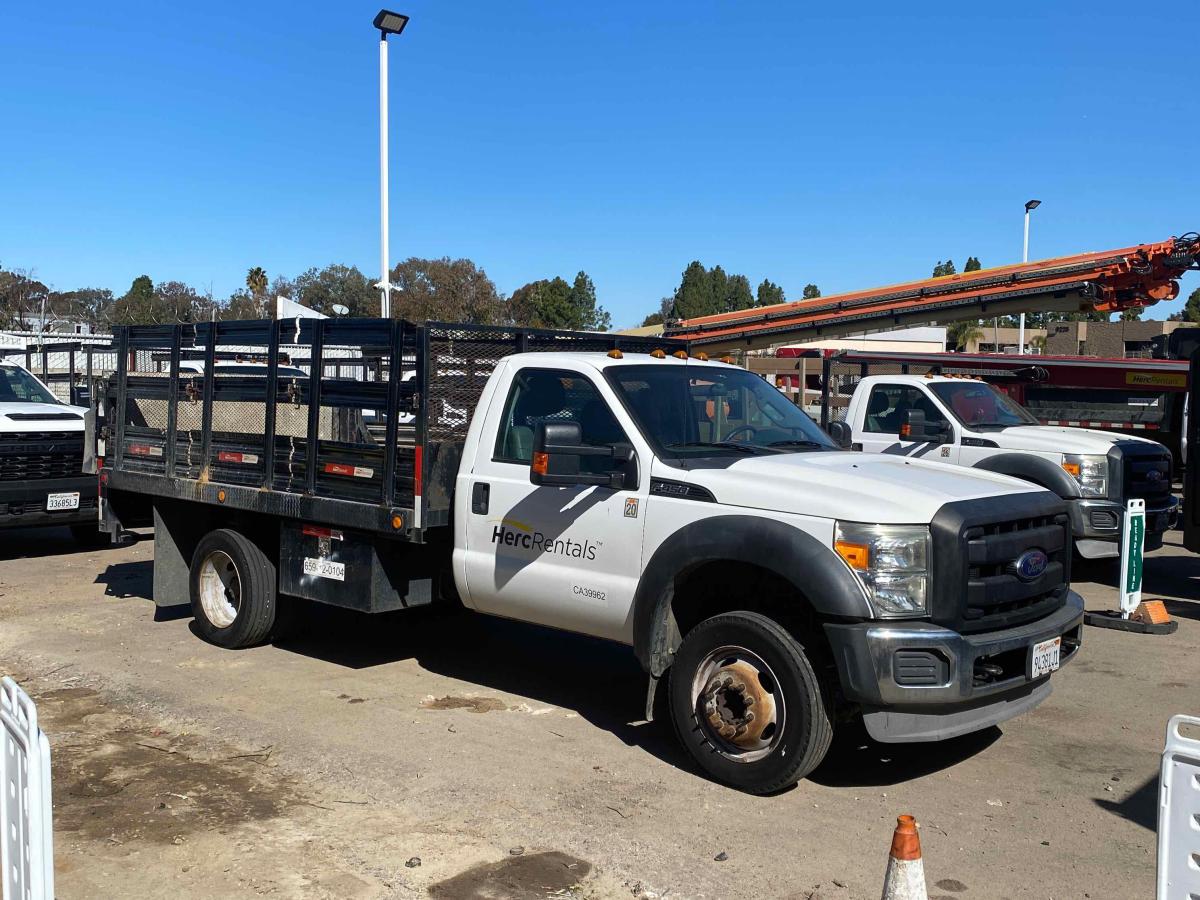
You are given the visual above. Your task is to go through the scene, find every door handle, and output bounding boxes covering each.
[471,482,489,515]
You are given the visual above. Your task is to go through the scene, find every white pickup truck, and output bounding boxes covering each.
[98,320,1084,793]
[827,373,1178,559]
[0,359,98,540]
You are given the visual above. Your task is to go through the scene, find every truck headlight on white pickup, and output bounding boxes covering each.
[1061,453,1108,498]
[833,522,930,617]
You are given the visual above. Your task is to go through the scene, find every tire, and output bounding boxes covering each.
[668,611,833,794]
[189,528,277,649]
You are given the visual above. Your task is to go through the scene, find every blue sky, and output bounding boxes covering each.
[2,1,1197,328]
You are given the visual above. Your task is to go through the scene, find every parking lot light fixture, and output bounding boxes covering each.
[375,10,409,319]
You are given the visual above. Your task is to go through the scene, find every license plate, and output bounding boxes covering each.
[1029,636,1062,679]
[46,492,80,511]
[303,557,345,582]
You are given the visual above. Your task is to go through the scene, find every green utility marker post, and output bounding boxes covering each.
[1085,499,1177,634]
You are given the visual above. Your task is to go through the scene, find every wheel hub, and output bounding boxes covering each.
[701,660,776,749]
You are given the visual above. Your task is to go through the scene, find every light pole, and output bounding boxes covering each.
[374,10,409,319]
[1019,199,1041,354]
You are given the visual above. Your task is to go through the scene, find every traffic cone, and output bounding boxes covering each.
[880,814,927,900]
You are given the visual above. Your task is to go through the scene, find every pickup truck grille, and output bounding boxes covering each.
[1118,444,1172,508]
[932,494,1072,634]
[0,432,85,482]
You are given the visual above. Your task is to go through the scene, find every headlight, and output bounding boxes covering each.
[1062,453,1108,498]
[834,522,930,617]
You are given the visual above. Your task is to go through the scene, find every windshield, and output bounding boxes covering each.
[931,381,1038,428]
[0,366,59,405]
[607,364,836,458]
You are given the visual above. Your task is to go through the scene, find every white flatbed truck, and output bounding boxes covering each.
[96,319,1083,793]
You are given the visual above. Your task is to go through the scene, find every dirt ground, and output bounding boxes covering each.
[2,525,1197,900]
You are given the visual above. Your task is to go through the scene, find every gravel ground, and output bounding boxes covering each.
[2,525,1197,899]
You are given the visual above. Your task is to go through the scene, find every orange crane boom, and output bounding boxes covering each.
[665,233,1200,352]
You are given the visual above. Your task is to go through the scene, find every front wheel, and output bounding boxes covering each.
[668,611,833,794]
[189,528,277,648]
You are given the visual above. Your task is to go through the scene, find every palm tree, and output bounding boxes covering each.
[246,267,268,294]
[947,319,984,351]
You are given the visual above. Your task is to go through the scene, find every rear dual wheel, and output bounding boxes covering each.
[668,611,833,794]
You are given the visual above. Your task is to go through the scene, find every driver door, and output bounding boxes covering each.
[856,383,959,463]
[460,365,648,642]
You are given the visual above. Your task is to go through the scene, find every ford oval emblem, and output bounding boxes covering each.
[1013,549,1049,582]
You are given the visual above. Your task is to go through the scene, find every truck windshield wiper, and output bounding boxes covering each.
[767,439,829,449]
[665,441,764,455]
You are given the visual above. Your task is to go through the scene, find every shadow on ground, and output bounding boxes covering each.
[810,721,1000,788]
[1094,772,1157,831]
[0,527,94,561]
[270,602,994,788]
[95,559,154,601]
[277,603,690,774]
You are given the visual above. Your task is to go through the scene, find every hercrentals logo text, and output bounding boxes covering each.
[491,522,598,561]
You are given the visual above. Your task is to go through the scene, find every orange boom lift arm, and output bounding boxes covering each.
[666,233,1200,352]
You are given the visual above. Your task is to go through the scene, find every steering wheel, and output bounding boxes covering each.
[722,425,760,443]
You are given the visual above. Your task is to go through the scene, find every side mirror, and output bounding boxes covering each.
[900,409,950,444]
[825,421,853,449]
[530,421,635,490]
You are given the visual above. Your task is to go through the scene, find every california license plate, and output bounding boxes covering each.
[303,557,345,582]
[1029,636,1062,679]
[46,492,80,511]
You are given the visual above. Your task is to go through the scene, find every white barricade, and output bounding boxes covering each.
[1,677,54,900]
[1158,714,1200,900]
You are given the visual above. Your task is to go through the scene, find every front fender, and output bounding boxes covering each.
[631,515,871,677]
[972,453,1080,499]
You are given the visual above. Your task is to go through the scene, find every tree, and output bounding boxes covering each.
[246,267,268,300]
[947,319,983,351]
[224,290,262,320]
[641,312,664,327]
[1181,286,1200,323]
[1120,307,1143,322]
[964,256,982,272]
[510,277,574,329]
[390,257,505,324]
[802,284,821,300]
[110,275,157,324]
[724,274,754,313]
[756,279,785,307]
[510,271,611,331]
[932,260,957,277]
[672,262,764,319]
[0,266,50,329]
[292,264,375,317]
[568,270,610,330]
[673,261,716,319]
[153,281,200,323]
[52,287,114,328]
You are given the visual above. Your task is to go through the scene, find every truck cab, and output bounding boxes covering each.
[0,360,98,540]
[840,373,1177,558]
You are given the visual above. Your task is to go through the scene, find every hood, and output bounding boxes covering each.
[0,403,88,432]
[983,424,1155,455]
[663,451,1046,524]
